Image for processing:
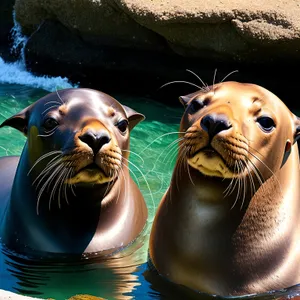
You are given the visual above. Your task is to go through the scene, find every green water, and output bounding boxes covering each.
[0,83,182,300]
[1,84,300,300]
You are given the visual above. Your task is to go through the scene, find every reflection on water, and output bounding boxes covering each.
[0,84,300,300]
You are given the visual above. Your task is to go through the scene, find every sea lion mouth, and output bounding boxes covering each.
[192,145,220,159]
[187,141,248,178]
[65,161,114,185]
[80,162,103,173]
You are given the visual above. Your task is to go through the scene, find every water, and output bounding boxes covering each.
[0,16,300,300]
[1,84,300,300]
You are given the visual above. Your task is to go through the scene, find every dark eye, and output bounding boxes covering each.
[116,119,128,133]
[43,117,59,131]
[189,99,204,113]
[257,116,275,132]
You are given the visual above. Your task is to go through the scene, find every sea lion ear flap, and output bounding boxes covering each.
[293,115,300,144]
[123,105,145,131]
[0,107,29,136]
[179,95,190,107]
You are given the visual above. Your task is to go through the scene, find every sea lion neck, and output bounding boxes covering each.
[170,163,253,212]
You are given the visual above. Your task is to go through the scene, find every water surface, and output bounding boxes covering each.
[1,64,300,300]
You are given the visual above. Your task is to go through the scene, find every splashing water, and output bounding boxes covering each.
[0,11,76,92]
[10,11,28,61]
[0,58,75,92]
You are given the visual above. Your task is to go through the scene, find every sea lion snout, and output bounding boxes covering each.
[200,114,232,138]
[78,129,111,155]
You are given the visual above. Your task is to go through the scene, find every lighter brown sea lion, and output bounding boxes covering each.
[0,88,147,255]
[149,81,300,296]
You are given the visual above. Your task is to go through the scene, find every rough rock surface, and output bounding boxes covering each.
[14,0,300,62]
[0,0,16,61]
[11,0,300,109]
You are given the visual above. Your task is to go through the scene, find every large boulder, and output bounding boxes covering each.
[0,0,16,61]
[14,0,300,62]
[12,0,300,108]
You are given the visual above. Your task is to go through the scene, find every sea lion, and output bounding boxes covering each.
[149,81,300,296]
[0,88,147,255]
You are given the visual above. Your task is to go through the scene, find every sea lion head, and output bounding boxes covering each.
[178,81,300,180]
[0,88,144,186]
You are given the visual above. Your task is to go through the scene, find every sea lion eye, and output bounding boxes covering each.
[116,119,128,133]
[189,99,204,113]
[257,116,275,132]
[43,117,59,130]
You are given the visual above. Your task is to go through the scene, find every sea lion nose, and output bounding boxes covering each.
[200,114,232,138]
[79,130,111,155]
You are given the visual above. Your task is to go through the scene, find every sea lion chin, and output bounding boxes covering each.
[0,88,148,256]
[149,81,300,296]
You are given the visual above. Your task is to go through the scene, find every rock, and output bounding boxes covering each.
[14,0,300,63]
[14,0,166,52]
[0,0,16,61]
[116,0,300,62]
[12,0,300,109]
[0,0,14,44]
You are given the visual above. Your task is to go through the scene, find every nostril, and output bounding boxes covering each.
[201,115,214,133]
[200,114,231,138]
[79,130,111,155]
[215,120,231,133]
[100,135,110,145]
[79,132,95,147]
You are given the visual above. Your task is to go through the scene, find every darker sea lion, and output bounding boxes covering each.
[0,88,147,255]
[149,81,300,296]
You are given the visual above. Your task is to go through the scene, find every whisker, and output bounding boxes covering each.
[42,105,59,115]
[46,164,65,210]
[122,162,141,188]
[240,161,247,210]
[56,167,69,210]
[160,81,202,90]
[140,132,185,154]
[33,157,63,187]
[123,157,155,220]
[27,151,62,175]
[36,164,63,215]
[122,149,145,165]
[185,69,208,91]
[38,130,58,138]
[212,68,217,93]
[56,88,64,104]
[64,166,73,205]
[44,100,62,107]
[118,167,127,205]
[220,70,239,83]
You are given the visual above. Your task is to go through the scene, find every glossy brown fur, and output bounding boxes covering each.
[149,81,300,296]
[0,88,147,255]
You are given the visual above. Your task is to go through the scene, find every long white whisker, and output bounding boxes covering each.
[185,69,207,90]
[160,81,202,90]
[221,70,239,83]
[140,132,185,154]
[36,164,63,215]
[56,88,64,104]
[27,151,62,175]
[122,149,145,165]
[123,157,155,221]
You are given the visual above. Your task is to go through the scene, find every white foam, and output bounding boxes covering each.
[0,11,77,92]
[0,57,76,92]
